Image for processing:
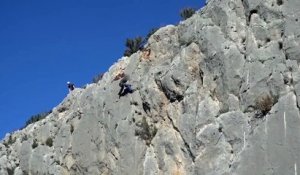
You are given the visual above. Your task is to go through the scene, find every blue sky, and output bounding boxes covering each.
[0,0,206,139]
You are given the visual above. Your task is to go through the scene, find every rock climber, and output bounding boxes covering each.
[67,81,75,92]
[118,75,134,98]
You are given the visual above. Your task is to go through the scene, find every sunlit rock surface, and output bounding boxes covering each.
[1,0,300,174]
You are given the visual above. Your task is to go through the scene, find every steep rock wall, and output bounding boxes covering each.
[1,0,300,174]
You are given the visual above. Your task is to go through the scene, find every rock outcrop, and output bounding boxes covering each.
[1,0,300,174]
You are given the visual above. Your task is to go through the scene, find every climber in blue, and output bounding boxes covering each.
[118,76,134,98]
[67,81,75,92]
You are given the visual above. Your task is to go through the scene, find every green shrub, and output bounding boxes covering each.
[45,137,53,147]
[22,135,28,141]
[124,36,144,57]
[32,139,38,149]
[57,106,68,113]
[7,135,16,145]
[256,94,274,115]
[277,0,283,6]
[3,135,16,148]
[70,124,74,134]
[180,7,196,20]
[25,110,52,126]
[135,117,157,145]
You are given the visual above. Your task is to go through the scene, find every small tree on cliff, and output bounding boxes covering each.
[123,36,144,57]
[145,27,159,42]
[25,110,52,126]
[180,7,196,20]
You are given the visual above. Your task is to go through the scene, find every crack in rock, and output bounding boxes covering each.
[166,112,195,162]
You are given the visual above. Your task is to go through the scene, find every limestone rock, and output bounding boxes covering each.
[1,0,300,174]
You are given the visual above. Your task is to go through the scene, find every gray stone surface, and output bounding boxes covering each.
[1,0,300,174]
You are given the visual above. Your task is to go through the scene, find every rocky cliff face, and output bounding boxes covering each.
[1,0,300,174]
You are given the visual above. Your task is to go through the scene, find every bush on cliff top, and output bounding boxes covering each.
[123,36,144,57]
[180,7,196,20]
[25,110,52,127]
